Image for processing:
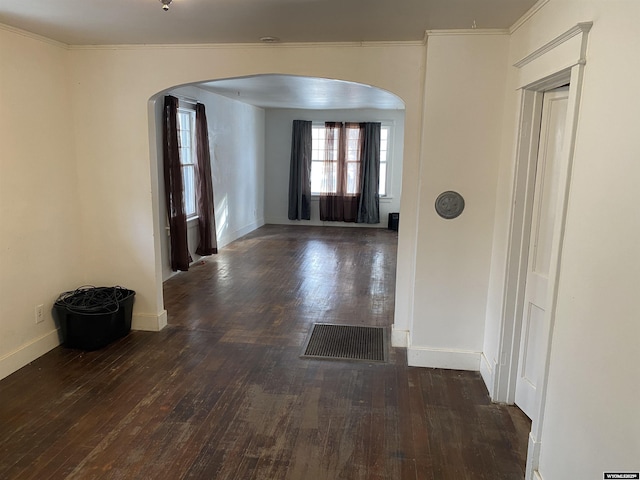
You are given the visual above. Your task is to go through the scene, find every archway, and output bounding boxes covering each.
[148,74,406,318]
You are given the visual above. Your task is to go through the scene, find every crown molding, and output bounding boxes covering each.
[510,0,551,34]
[68,39,426,51]
[425,29,509,37]
[0,22,69,49]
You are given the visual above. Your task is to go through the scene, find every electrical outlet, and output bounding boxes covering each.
[35,304,44,324]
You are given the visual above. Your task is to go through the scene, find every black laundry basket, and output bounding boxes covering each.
[53,286,135,350]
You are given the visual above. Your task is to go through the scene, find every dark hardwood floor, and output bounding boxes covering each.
[0,225,530,479]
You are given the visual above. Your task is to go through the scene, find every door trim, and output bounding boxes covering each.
[491,22,592,479]
[514,86,569,419]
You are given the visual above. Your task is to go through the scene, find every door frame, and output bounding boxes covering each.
[491,22,592,479]
[513,85,570,420]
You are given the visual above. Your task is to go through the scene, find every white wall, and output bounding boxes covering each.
[0,28,84,378]
[483,0,640,477]
[264,108,404,227]
[408,33,510,370]
[156,86,266,281]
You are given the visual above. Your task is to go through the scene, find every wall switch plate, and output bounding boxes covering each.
[35,304,44,324]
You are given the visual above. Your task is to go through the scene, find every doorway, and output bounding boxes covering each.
[514,86,569,419]
[497,57,588,478]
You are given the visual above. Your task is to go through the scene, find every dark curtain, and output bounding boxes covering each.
[194,103,218,256]
[162,95,191,271]
[319,122,360,222]
[288,120,312,220]
[357,122,381,224]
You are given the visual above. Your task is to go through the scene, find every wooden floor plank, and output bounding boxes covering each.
[0,225,530,479]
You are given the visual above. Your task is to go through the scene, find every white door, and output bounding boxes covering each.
[515,87,569,419]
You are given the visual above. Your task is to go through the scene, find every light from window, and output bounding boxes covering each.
[311,126,329,194]
[177,108,197,218]
[311,124,391,196]
[380,126,389,197]
[345,126,360,195]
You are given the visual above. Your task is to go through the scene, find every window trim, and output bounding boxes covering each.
[379,122,394,199]
[177,106,198,219]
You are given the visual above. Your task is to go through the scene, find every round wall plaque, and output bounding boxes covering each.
[435,191,465,219]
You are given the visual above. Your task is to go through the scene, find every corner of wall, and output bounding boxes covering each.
[479,352,495,394]
[132,310,168,332]
[391,326,409,347]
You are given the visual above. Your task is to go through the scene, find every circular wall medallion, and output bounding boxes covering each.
[435,191,465,219]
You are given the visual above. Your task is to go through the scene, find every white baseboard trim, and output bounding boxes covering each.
[132,310,167,332]
[480,352,494,395]
[526,431,543,480]
[0,329,61,381]
[407,346,481,371]
[391,327,408,347]
[236,218,265,238]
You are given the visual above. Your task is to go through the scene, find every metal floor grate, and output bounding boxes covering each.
[301,323,387,362]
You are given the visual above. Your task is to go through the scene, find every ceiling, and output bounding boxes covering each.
[0,0,537,46]
[2,1,537,111]
[197,75,406,110]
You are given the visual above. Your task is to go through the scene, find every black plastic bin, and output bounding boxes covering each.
[388,212,399,231]
[53,286,135,350]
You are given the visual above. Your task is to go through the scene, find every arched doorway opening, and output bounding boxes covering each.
[148,74,406,321]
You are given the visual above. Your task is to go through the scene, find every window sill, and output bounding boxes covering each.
[310,195,394,201]
[165,215,199,232]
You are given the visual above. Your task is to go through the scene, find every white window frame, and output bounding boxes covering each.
[311,124,330,195]
[379,123,393,198]
[177,107,197,219]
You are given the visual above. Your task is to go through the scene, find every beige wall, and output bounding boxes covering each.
[522,1,640,477]
[4,29,503,374]
[0,31,426,376]
[67,39,510,362]
[408,32,510,369]
[0,28,83,377]
[484,0,640,477]
[4,3,639,474]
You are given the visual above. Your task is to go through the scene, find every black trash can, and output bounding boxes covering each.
[53,286,135,350]
[388,212,399,231]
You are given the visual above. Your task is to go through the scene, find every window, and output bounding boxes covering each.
[311,123,392,196]
[379,125,390,197]
[344,125,361,195]
[177,108,197,218]
[311,125,328,194]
